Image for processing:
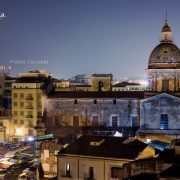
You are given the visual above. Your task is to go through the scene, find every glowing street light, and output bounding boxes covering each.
[15,128,24,136]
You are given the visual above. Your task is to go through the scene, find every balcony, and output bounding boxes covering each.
[26,96,33,100]
[25,106,33,109]
[26,115,33,119]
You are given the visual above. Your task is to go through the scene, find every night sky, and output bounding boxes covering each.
[0,0,180,79]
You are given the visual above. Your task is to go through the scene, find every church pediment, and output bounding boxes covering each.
[141,93,180,103]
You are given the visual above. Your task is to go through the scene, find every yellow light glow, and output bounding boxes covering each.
[15,128,24,136]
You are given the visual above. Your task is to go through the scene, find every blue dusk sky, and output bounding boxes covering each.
[0,0,180,79]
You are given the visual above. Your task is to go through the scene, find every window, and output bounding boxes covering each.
[14,102,17,106]
[131,116,137,127]
[164,34,168,40]
[65,164,71,177]
[113,99,116,105]
[55,115,61,126]
[88,167,94,179]
[160,114,168,129]
[112,116,118,127]
[14,111,18,116]
[20,93,24,98]
[14,119,18,124]
[162,80,169,91]
[111,167,122,179]
[98,81,104,91]
[13,93,17,98]
[20,120,24,125]
[92,116,98,126]
[20,111,24,116]
[20,102,24,107]
[94,99,97,104]
[73,116,79,127]
[28,121,33,127]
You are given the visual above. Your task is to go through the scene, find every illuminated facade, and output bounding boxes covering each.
[11,70,51,141]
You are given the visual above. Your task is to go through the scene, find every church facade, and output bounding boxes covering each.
[43,19,180,138]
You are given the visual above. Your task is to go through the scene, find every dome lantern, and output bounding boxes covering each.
[161,16,172,42]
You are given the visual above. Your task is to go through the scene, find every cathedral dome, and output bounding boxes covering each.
[148,19,180,68]
[148,42,180,65]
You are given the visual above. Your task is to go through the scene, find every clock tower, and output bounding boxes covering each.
[147,18,180,93]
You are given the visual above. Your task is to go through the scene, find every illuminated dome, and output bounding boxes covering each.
[148,43,180,64]
[148,19,180,68]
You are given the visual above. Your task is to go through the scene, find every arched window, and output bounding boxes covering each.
[98,81,103,91]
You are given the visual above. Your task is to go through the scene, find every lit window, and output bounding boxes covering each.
[160,114,168,129]
[65,164,71,177]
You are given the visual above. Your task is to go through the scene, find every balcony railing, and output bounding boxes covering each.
[26,96,33,100]
[25,106,33,109]
[26,115,33,119]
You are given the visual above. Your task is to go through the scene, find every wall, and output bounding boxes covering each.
[57,156,129,180]
[45,98,138,128]
[140,93,180,129]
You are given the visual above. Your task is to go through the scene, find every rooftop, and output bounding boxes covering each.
[113,81,141,87]
[48,91,144,99]
[58,135,148,159]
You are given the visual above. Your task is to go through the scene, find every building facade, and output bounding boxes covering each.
[57,136,156,180]
[42,19,180,139]
[11,70,52,141]
[44,91,143,137]
[147,19,180,93]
